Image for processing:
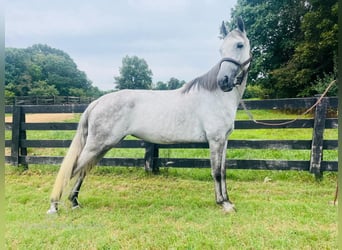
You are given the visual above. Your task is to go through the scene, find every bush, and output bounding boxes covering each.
[243,84,268,99]
[312,71,337,97]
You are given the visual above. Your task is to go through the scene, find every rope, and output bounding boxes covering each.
[334,182,338,206]
[239,79,336,126]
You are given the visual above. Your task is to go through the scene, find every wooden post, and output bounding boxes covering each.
[11,106,21,166]
[144,142,159,173]
[20,110,28,169]
[10,106,28,168]
[310,96,328,180]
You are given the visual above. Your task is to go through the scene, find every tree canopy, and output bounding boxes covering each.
[228,0,338,98]
[5,44,102,97]
[154,77,186,90]
[114,55,153,90]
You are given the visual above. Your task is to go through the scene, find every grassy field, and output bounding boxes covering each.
[5,110,338,249]
[5,167,338,249]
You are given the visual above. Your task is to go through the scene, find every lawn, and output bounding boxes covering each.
[5,166,338,249]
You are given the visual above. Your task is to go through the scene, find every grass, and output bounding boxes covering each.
[5,166,337,249]
[5,109,338,249]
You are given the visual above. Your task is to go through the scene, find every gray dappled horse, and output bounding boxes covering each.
[47,17,252,215]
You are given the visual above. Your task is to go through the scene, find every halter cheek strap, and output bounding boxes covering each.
[219,53,253,86]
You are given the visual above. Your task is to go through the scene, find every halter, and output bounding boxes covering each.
[219,53,252,87]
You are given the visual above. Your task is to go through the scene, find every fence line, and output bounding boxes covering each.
[4,96,338,179]
[5,96,96,105]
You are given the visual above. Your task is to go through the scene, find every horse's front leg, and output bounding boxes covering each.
[209,139,236,213]
[220,140,236,213]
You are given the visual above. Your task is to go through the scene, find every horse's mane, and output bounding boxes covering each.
[181,29,246,94]
[181,62,221,94]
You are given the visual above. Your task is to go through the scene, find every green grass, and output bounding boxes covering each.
[5,166,337,249]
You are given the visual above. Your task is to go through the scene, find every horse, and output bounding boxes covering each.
[47,17,252,215]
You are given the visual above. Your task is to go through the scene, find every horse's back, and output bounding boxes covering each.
[86,89,207,144]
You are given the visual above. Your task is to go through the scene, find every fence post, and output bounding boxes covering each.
[10,106,28,168]
[310,96,328,180]
[11,106,20,166]
[144,143,159,173]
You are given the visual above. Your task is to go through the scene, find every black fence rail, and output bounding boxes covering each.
[5,96,338,179]
[5,96,96,105]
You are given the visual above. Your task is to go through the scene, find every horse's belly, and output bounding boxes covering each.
[129,117,207,144]
[134,131,207,144]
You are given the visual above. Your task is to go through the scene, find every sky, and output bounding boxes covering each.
[5,0,237,91]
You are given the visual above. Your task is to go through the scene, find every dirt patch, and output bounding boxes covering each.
[5,113,75,123]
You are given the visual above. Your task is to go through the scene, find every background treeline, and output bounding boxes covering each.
[228,0,337,98]
[5,0,337,99]
[5,44,103,98]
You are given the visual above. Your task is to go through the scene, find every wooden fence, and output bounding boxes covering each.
[5,96,96,105]
[5,96,338,178]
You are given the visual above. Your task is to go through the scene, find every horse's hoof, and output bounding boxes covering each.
[72,205,81,210]
[46,208,58,215]
[222,201,236,214]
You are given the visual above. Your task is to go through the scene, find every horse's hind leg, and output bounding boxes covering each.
[67,143,109,209]
[68,171,86,209]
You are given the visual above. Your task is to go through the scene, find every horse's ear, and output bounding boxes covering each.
[219,21,228,39]
[237,16,245,33]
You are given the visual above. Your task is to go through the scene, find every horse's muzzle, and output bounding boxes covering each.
[218,75,234,92]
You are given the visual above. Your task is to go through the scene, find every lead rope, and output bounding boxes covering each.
[239,79,336,126]
[334,183,338,206]
[238,79,337,205]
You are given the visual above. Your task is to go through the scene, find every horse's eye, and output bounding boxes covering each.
[237,42,244,49]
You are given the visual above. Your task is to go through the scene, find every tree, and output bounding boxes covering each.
[114,55,153,90]
[270,0,338,97]
[167,77,185,90]
[228,0,337,97]
[27,80,59,96]
[5,44,100,97]
[154,81,168,90]
[153,78,185,90]
[228,0,307,96]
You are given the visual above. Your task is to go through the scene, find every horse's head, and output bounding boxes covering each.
[217,17,251,92]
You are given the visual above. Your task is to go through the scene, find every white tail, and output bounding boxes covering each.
[50,119,85,202]
[47,101,100,214]
[50,102,93,202]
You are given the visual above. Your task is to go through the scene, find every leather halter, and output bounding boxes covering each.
[219,53,252,87]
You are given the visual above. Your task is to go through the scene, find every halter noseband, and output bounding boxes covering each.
[219,53,252,87]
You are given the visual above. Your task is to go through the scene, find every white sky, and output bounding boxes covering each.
[5,0,237,90]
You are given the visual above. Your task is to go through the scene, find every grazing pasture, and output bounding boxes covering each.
[5,109,337,249]
[5,166,337,249]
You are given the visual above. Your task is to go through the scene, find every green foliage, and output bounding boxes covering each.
[311,71,338,97]
[154,81,168,90]
[243,84,268,99]
[229,0,338,98]
[114,55,153,90]
[229,0,306,85]
[4,88,15,98]
[27,80,59,97]
[5,44,101,97]
[154,77,186,90]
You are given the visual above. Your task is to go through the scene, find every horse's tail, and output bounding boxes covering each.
[49,103,94,202]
